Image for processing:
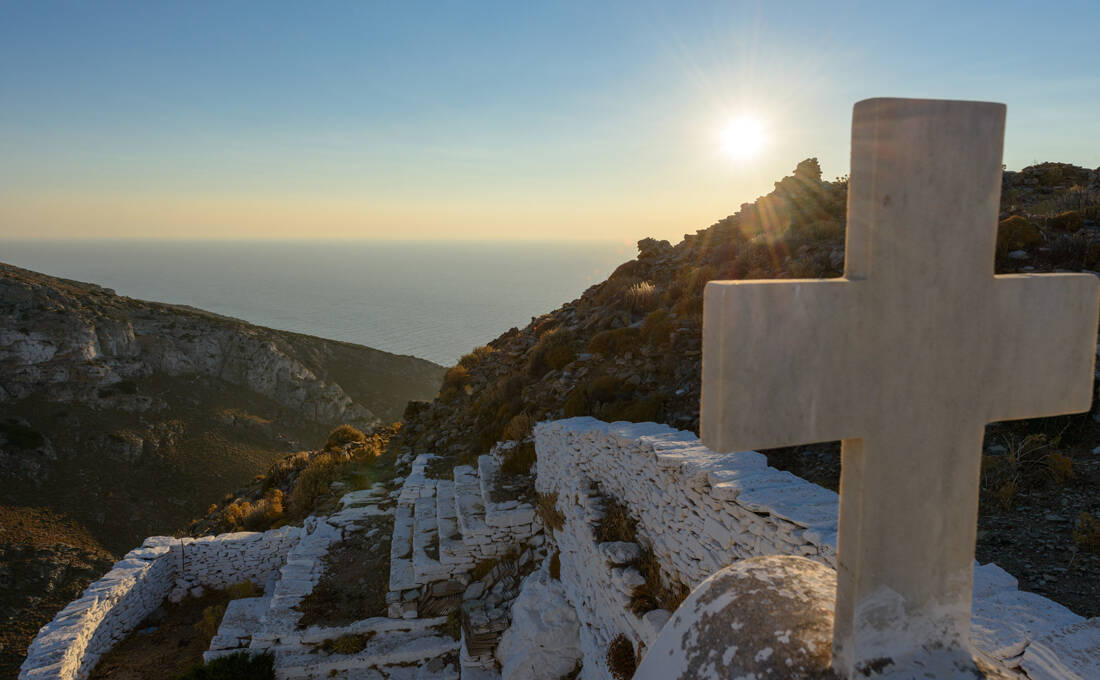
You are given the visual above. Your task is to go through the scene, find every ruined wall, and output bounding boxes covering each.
[532,418,1092,680]
[534,417,839,678]
[19,527,302,680]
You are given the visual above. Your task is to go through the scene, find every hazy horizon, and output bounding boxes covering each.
[2,1,1099,243]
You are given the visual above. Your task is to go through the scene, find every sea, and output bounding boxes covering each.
[0,240,632,366]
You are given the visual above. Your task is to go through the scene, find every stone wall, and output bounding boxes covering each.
[19,526,302,680]
[532,418,1095,680]
[534,417,839,678]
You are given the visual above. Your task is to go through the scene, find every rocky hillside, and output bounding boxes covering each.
[0,264,445,677]
[395,159,1100,617]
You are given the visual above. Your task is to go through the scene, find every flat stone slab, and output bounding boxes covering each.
[1020,618,1100,680]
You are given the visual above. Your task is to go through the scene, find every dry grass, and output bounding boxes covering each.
[458,345,495,368]
[592,489,690,616]
[594,495,637,544]
[628,546,690,616]
[625,281,658,313]
[501,413,535,442]
[606,634,637,680]
[440,365,471,400]
[536,492,565,532]
[499,441,537,476]
[319,632,375,654]
[980,433,1075,509]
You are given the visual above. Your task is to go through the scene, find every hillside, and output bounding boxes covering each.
[392,158,1100,614]
[190,160,1100,640]
[0,264,445,678]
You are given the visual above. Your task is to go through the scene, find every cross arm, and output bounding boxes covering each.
[986,273,1100,423]
[702,278,867,452]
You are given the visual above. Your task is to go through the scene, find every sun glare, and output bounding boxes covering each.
[720,116,766,160]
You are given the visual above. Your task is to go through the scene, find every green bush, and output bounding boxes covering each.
[587,327,640,355]
[175,652,275,680]
[1047,210,1084,232]
[562,386,590,418]
[997,216,1042,254]
[527,328,575,377]
[640,309,675,346]
[325,425,366,451]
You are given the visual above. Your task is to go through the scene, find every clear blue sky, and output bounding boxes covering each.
[1,1,1097,241]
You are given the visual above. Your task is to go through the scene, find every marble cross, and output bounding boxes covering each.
[701,98,1099,675]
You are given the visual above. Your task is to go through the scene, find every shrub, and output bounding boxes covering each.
[606,634,637,680]
[458,345,494,368]
[1073,513,1100,553]
[287,452,343,516]
[600,394,664,424]
[528,328,575,377]
[500,441,536,476]
[562,386,590,417]
[980,433,1074,508]
[640,309,675,346]
[194,603,226,639]
[226,581,261,600]
[175,652,275,680]
[536,492,566,532]
[440,365,471,400]
[997,216,1041,254]
[321,632,375,654]
[628,545,690,616]
[242,489,284,531]
[1046,210,1084,232]
[588,327,640,355]
[587,375,628,404]
[1047,232,1089,270]
[325,425,366,451]
[501,413,535,442]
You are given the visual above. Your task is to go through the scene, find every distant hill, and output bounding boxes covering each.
[0,263,444,677]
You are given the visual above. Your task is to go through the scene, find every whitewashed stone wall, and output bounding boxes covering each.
[533,418,1097,680]
[534,417,839,679]
[19,526,302,680]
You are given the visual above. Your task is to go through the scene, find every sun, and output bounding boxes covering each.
[720,116,766,160]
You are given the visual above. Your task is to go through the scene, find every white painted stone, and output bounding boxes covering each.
[496,566,582,680]
[1020,618,1100,680]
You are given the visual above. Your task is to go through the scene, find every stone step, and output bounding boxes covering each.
[274,630,461,679]
[436,480,473,568]
[478,455,537,530]
[388,504,416,593]
[453,465,488,536]
[205,596,269,661]
[413,491,450,584]
[399,454,438,505]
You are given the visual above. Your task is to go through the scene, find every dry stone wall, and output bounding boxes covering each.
[534,417,839,678]
[19,527,302,680]
[533,417,1096,680]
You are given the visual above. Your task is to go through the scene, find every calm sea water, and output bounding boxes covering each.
[0,240,631,366]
